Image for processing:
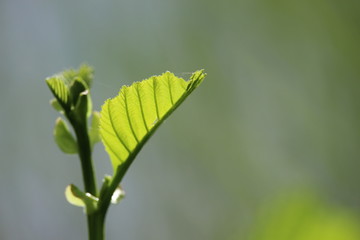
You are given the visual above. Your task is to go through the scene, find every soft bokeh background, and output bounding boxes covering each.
[1,0,360,239]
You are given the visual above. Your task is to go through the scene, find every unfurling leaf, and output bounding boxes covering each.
[73,64,93,89]
[73,90,92,122]
[46,65,94,114]
[65,184,98,214]
[46,77,71,111]
[70,77,87,106]
[100,70,205,172]
[59,64,93,89]
[54,118,78,154]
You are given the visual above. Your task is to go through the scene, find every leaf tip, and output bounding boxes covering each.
[186,69,206,91]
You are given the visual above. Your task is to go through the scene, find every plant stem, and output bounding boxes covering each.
[71,118,97,196]
[88,212,105,240]
[97,149,135,216]
[68,114,103,240]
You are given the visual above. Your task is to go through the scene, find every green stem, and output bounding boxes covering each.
[72,118,97,195]
[97,146,137,216]
[68,114,103,240]
[88,212,105,240]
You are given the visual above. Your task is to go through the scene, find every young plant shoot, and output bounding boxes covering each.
[46,65,205,240]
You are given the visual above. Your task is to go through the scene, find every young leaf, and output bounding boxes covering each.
[46,65,94,113]
[100,70,205,171]
[65,184,98,214]
[60,64,93,89]
[77,64,94,88]
[69,77,87,106]
[54,118,78,154]
[89,111,101,149]
[65,184,86,207]
[46,77,71,111]
[50,99,64,112]
[76,90,91,118]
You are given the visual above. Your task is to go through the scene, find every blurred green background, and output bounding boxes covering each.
[1,0,360,239]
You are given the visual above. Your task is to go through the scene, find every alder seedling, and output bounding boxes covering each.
[46,65,205,240]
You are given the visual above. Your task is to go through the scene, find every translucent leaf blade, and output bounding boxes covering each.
[77,64,94,88]
[100,70,205,171]
[46,77,70,109]
[65,184,98,214]
[65,184,85,207]
[45,64,94,112]
[54,118,78,154]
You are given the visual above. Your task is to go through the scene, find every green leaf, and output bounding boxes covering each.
[89,111,101,149]
[46,65,94,113]
[86,92,93,118]
[65,184,85,207]
[54,118,78,154]
[65,184,98,214]
[46,77,71,111]
[60,64,93,89]
[100,70,205,171]
[50,99,64,112]
[73,90,92,122]
[69,77,87,106]
[77,64,94,88]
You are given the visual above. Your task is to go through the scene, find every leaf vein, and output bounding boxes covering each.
[167,74,174,105]
[107,101,131,154]
[101,132,123,164]
[124,90,139,143]
[135,84,149,133]
[152,78,160,119]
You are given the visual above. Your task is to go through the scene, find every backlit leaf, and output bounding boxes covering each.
[54,118,78,154]
[65,184,98,214]
[100,70,205,171]
[46,64,94,113]
[46,77,71,111]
